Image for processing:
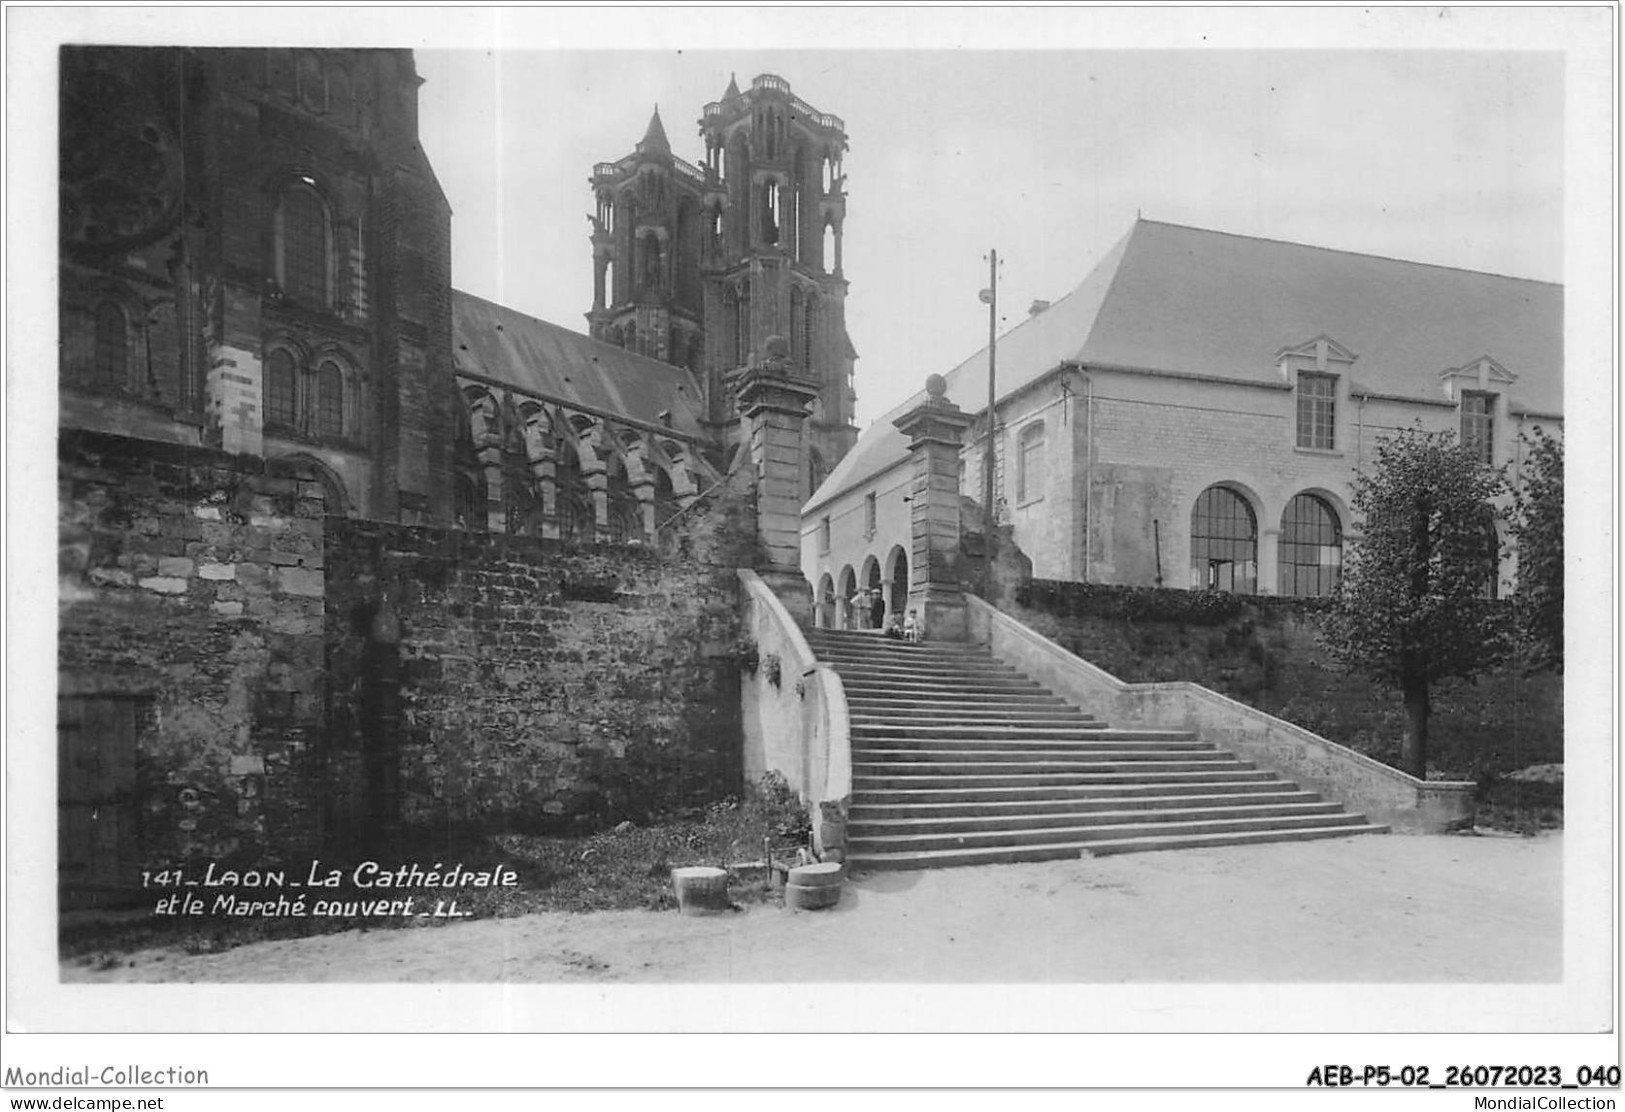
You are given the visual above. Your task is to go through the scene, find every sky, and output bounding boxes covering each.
[412,29,1568,429]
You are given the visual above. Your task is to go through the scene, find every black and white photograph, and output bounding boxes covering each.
[4,2,1616,1096]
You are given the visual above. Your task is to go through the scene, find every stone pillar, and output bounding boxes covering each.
[893,374,973,641]
[737,335,819,623]
[531,458,558,540]
[1258,524,1280,597]
[204,342,263,456]
[477,444,504,533]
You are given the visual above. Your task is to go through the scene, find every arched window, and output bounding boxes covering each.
[1278,493,1342,597]
[453,473,482,531]
[653,465,680,530]
[761,180,780,245]
[265,349,298,428]
[605,456,642,543]
[808,447,827,499]
[505,477,539,537]
[641,232,663,291]
[1017,421,1046,504]
[93,302,128,389]
[736,279,751,365]
[315,359,345,439]
[1191,486,1257,594]
[790,287,805,366]
[721,287,739,368]
[277,182,329,306]
[802,292,818,375]
[555,442,592,544]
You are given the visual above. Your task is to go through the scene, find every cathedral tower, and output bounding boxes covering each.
[589,73,858,497]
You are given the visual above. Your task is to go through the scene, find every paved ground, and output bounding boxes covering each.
[61,831,1561,984]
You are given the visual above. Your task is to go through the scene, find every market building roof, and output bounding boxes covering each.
[807,218,1562,513]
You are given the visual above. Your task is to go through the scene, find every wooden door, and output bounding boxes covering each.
[58,696,142,909]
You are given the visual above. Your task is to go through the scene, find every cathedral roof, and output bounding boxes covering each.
[637,107,671,158]
[807,218,1563,513]
[723,73,741,100]
[451,291,708,440]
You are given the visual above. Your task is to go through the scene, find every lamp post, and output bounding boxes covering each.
[980,250,999,595]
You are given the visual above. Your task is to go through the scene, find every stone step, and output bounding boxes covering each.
[849,724,1197,742]
[856,776,1288,805]
[853,756,1250,778]
[846,823,1389,870]
[850,788,1325,820]
[846,699,1083,715]
[807,640,991,661]
[844,697,1079,714]
[848,800,1347,837]
[852,726,1199,742]
[822,657,1014,674]
[815,647,997,663]
[853,737,1207,754]
[849,711,1101,728]
[852,767,1262,790]
[851,741,1222,760]
[848,810,1371,854]
[838,676,1051,695]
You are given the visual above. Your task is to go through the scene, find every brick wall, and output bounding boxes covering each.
[58,430,331,878]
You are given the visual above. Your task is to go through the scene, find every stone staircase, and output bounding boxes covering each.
[805,628,1386,870]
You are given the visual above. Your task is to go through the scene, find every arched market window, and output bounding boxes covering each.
[1190,485,1257,594]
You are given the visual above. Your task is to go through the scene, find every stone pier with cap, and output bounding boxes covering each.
[892,374,974,641]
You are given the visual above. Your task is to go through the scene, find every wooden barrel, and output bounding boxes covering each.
[671,866,731,915]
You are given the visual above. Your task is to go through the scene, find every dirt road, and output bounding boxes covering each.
[62,832,1561,984]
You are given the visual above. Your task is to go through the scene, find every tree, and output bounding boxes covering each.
[1320,426,1510,777]
[1507,428,1563,673]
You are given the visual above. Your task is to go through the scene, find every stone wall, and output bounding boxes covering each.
[58,430,759,897]
[1009,581,1562,779]
[58,430,332,883]
[323,482,757,844]
[966,596,1478,833]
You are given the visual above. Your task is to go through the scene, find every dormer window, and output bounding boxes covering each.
[1277,336,1353,454]
[1439,356,1516,466]
[1461,392,1496,464]
[1296,372,1336,450]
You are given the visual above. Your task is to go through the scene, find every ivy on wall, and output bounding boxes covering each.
[1016,579,1332,627]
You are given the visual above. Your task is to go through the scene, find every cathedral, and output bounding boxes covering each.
[59,48,858,538]
[586,75,859,492]
[54,47,859,904]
